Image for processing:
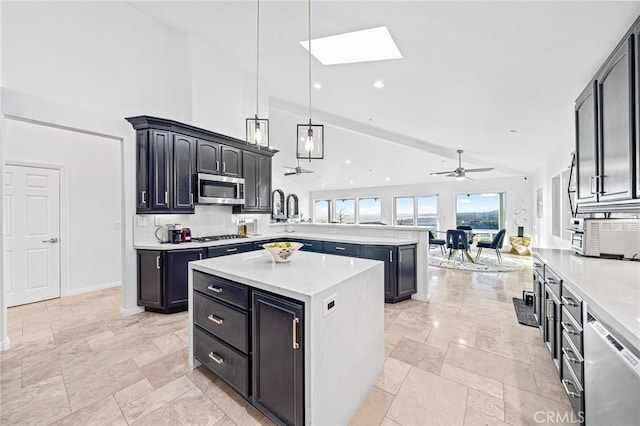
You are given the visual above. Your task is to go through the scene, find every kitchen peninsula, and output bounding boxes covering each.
[187,250,385,426]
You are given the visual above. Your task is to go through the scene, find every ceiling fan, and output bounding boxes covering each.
[283,160,314,176]
[430,149,494,181]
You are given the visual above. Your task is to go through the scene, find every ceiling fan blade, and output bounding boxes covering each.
[300,170,314,174]
[465,167,494,173]
[446,173,457,177]
[430,170,456,176]
[282,166,297,169]
[284,172,297,176]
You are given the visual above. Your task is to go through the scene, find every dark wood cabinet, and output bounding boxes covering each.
[252,290,304,426]
[233,151,272,214]
[396,245,417,301]
[543,284,561,374]
[172,134,196,211]
[575,83,599,204]
[596,35,635,202]
[137,248,203,313]
[197,140,221,174]
[136,130,150,211]
[361,245,394,299]
[150,130,172,211]
[207,242,254,258]
[221,146,242,178]
[360,244,416,303]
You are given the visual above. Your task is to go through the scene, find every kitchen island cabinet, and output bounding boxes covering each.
[188,250,385,426]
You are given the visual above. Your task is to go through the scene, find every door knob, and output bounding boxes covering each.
[42,238,59,243]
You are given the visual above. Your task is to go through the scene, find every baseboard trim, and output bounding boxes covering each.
[411,293,431,302]
[120,306,144,316]
[0,337,11,351]
[65,281,121,297]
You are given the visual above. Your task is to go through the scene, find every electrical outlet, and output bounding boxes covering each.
[323,293,337,317]
[154,216,162,226]
[136,216,147,227]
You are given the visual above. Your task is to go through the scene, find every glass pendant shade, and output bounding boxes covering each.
[296,123,324,160]
[246,117,269,147]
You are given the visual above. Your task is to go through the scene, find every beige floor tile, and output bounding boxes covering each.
[50,395,125,425]
[389,337,447,375]
[375,357,411,395]
[472,332,532,364]
[133,346,167,367]
[503,384,575,426]
[349,386,394,426]
[467,388,505,421]
[464,407,511,426]
[174,327,190,343]
[65,359,145,412]
[186,366,228,400]
[53,320,113,346]
[426,316,479,348]
[212,384,266,426]
[132,387,225,425]
[444,343,537,393]
[380,417,401,426]
[387,367,468,426]
[0,375,70,425]
[439,363,504,400]
[530,356,571,405]
[121,376,197,423]
[114,378,155,407]
[140,347,189,388]
[152,333,188,354]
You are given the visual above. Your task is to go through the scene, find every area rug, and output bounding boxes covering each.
[427,254,525,272]
[512,297,537,328]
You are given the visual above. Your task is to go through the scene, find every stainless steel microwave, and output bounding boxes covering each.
[196,173,245,205]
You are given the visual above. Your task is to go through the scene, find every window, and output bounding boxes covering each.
[358,198,381,224]
[314,200,330,223]
[334,198,355,223]
[456,193,505,230]
[417,196,438,228]
[395,197,414,226]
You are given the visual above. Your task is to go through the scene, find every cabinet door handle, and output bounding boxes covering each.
[589,176,596,194]
[141,191,146,204]
[562,347,582,364]
[208,352,224,364]
[389,251,393,263]
[156,256,160,270]
[561,379,580,399]
[190,193,193,205]
[304,243,312,247]
[335,246,346,251]
[199,253,202,260]
[533,262,542,268]
[165,191,168,204]
[226,248,238,252]
[292,317,300,349]
[561,296,579,307]
[208,314,224,325]
[561,321,580,335]
[547,277,557,284]
[216,160,220,171]
[207,285,223,293]
[546,300,554,321]
[223,162,226,173]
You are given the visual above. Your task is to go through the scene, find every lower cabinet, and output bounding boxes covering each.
[361,244,417,303]
[543,284,562,373]
[252,290,304,426]
[137,248,203,313]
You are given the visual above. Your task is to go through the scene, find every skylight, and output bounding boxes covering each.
[299,26,402,66]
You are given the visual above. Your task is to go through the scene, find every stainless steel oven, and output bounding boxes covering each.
[196,173,245,205]
[568,218,640,259]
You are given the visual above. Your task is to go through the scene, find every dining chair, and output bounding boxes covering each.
[456,225,474,245]
[446,229,474,263]
[476,229,507,262]
[428,230,446,256]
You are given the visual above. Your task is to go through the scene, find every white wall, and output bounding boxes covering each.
[5,118,122,294]
[0,0,8,351]
[310,176,533,238]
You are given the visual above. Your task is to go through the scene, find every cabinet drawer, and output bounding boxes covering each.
[208,243,253,258]
[561,331,583,386]
[194,326,249,398]
[253,242,266,251]
[544,267,561,297]
[295,239,324,253]
[194,292,248,353]
[533,257,545,277]
[193,271,248,310]
[324,242,361,257]
[561,356,584,423]
[560,307,583,354]
[561,284,583,326]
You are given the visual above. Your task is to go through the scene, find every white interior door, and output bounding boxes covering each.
[4,165,61,307]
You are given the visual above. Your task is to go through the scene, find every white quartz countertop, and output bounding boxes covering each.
[135,232,418,250]
[533,248,640,350]
[190,250,382,299]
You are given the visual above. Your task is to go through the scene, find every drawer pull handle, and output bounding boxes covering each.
[562,347,582,364]
[533,262,542,268]
[208,315,224,325]
[561,379,580,399]
[304,244,312,247]
[208,352,224,364]
[292,317,300,350]
[226,248,238,252]
[547,277,557,284]
[561,296,579,307]
[335,247,346,251]
[207,285,223,293]
[546,300,554,321]
[561,321,580,336]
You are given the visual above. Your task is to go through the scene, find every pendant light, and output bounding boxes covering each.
[246,0,269,147]
[296,0,324,162]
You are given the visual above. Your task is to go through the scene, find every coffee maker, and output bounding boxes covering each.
[168,224,183,244]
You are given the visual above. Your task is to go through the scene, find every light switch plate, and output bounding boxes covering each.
[154,216,162,226]
[323,293,337,317]
[136,216,147,227]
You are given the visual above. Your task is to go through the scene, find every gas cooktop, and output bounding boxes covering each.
[191,234,249,242]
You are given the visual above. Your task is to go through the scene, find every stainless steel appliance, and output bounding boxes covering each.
[568,218,640,260]
[584,311,640,425]
[169,224,183,244]
[196,173,245,205]
[191,234,249,242]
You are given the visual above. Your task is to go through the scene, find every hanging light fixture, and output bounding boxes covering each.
[246,0,269,147]
[296,0,324,162]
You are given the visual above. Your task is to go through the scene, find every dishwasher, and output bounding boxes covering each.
[585,311,640,425]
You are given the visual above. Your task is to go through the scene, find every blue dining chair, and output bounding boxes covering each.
[446,229,474,262]
[428,230,446,256]
[476,229,507,262]
[456,225,474,244]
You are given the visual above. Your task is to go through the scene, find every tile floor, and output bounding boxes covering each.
[0,253,574,425]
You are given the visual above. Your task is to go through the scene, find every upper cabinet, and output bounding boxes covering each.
[575,18,639,213]
[127,116,277,214]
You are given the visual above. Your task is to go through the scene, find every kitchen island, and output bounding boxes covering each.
[188,250,385,426]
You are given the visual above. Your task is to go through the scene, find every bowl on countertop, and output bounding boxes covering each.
[262,242,303,263]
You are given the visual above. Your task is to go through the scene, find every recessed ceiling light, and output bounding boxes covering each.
[373,80,384,89]
[346,159,351,164]
[385,177,390,181]
[299,26,402,66]
[349,180,354,184]
[313,82,322,89]
[321,183,325,187]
